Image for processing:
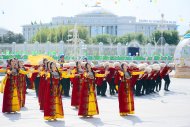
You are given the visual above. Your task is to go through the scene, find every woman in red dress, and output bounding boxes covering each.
[38,59,48,111]
[17,60,27,108]
[71,61,83,108]
[118,63,143,116]
[44,62,64,121]
[2,59,21,113]
[78,63,99,117]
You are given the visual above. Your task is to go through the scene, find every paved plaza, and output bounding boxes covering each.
[0,77,190,127]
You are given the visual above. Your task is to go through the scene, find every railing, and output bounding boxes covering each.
[0,41,176,56]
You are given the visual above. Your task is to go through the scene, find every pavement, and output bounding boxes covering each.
[0,77,190,127]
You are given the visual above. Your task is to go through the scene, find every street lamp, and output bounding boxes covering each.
[161,13,164,56]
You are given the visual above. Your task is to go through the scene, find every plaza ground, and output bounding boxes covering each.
[0,77,190,127]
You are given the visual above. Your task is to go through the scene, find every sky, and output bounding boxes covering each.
[0,0,190,35]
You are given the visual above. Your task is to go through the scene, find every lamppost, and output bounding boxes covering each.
[153,37,157,55]
[161,13,164,56]
[62,21,64,41]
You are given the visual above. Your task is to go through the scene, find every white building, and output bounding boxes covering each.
[22,7,177,41]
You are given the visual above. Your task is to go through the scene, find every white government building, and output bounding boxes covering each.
[22,7,177,42]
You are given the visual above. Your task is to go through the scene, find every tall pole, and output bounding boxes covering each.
[56,23,58,43]
[40,21,42,44]
[50,22,52,42]
[40,29,41,44]
[62,21,64,41]
[161,13,164,56]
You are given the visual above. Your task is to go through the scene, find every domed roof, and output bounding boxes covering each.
[174,36,190,67]
[127,41,141,47]
[76,7,117,17]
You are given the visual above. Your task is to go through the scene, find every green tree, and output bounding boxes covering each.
[152,30,179,45]
[32,25,89,43]
[94,34,116,44]
[0,31,25,44]
[114,33,146,45]
[15,33,25,43]
[135,33,146,44]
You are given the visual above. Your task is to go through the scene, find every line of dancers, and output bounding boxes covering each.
[0,57,174,121]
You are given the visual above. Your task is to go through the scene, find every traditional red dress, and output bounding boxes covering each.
[38,69,46,110]
[44,72,64,120]
[78,71,99,116]
[2,68,21,113]
[128,67,140,87]
[95,68,105,86]
[18,68,28,107]
[160,66,170,79]
[114,68,120,91]
[118,71,143,116]
[106,67,115,84]
[71,68,83,107]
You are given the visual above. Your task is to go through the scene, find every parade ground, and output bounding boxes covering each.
[0,77,190,127]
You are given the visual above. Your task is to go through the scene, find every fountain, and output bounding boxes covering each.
[174,33,190,78]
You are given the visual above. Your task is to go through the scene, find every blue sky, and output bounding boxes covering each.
[0,0,189,35]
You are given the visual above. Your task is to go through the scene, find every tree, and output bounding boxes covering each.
[93,34,116,44]
[0,31,25,44]
[32,25,89,43]
[152,30,179,45]
[15,33,25,44]
[2,31,15,43]
[135,33,146,44]
[114,33,146,45]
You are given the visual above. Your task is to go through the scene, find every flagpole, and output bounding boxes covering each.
[62,26,63,41]
[62,21,64,41]
[40,21,42,43]
[57,23,58,43]
[56,28,58,43]
[50,22,52,42]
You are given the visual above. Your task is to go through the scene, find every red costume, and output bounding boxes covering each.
[38,73,46,110]
[71,69,83,107]
[118,71,135,116]
[44,72,64,120]
[78,72,99,116]
[2,68,21,113]
[18,68,27,107]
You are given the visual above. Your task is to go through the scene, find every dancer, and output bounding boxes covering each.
[78,63,99,117]
[44,62,64,120]
[2,59,21,113]
[71,61,83,108]
[118,63,143,116]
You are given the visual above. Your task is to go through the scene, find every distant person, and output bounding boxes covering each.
[58,54,65,67]
[83,57,88,62]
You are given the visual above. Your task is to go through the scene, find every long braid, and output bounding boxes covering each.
[56,67,61,88]
[50,62,53,90]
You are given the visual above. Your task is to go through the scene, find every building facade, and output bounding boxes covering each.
[22,7,177,42]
